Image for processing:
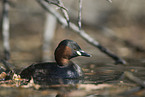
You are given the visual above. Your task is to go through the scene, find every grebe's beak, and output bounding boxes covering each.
[76,50,92,57]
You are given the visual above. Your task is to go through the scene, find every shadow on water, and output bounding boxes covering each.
[34,78,84,85]
[1,59,145,97]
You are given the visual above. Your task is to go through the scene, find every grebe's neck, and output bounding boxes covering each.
[55,57,71,66]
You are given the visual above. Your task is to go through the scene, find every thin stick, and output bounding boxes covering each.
[59,0,70,27]
[44,0,70,26]
[44,0,67,11]
[0,59,15,73]
[124,71,145,88]
[36,0,126,64]
[120,71,145,95]
[2,0,10,60]
[78,0,82,30]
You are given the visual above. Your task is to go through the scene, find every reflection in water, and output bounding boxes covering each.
[33,77,82,97]
[56,92,67,97]
[1,59,145,96]
[56,91,73,97]
[34,77,83,85]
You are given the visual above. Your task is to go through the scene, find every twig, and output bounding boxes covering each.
[36,0,126,64]
[44,0,70,27]
[44,0,67,11]
[124,71,145,88]
[2,0,10,60]
[0,59,15,72]
[120,71,145,95]
[78,0,82,30]
[59,0,70,27]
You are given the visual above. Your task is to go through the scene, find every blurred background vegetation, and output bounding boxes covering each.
[0,0,145,69]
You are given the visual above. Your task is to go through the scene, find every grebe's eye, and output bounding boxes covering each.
[73,46,77,51]
[74,48,77,51]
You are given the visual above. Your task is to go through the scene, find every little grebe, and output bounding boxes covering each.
[20,39,91,84]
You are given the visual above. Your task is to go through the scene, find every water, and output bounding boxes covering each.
[0,59,145,97]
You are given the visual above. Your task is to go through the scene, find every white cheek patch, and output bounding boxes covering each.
[76,51,82,56]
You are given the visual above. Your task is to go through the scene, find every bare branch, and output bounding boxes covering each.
[59,0,70,27]
[106,0,112,3]
[78,0,82,30]
[36,0,126,64]
[2,0,10,60]
[44,0,70,26]
[44,0,67,11]
[124,71,145,88]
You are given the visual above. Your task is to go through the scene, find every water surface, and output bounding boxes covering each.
[0,59,145,97]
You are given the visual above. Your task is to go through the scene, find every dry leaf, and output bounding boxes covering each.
[0,72,7,80]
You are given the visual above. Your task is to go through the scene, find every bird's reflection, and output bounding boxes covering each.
[33,77,82,97]
[33,77,83,85]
